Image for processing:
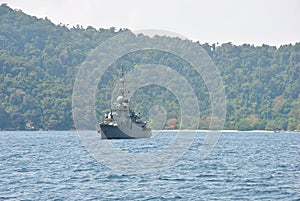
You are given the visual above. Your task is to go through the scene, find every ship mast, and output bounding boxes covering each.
[119,66,126,97]
[115,66,130,112]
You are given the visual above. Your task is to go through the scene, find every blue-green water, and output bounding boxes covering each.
[0,131,299,200]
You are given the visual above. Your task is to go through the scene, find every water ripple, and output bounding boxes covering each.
[0,131,299,200]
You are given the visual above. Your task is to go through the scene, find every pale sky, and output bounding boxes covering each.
[3,0,300,46]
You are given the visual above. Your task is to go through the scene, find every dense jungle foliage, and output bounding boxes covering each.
[0,4,299,131]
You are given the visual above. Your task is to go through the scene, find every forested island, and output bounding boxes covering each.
[0,4,299,131]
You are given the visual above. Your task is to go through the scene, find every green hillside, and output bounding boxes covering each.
[0,4,299,131]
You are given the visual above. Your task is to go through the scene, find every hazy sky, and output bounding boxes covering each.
[4,0,300,46]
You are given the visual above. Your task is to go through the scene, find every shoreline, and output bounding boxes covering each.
[139,129,300,133]
[1,129,299,133]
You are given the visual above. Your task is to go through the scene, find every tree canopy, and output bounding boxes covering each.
[0,4,299,131]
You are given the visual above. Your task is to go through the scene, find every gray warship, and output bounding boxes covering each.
[98,70,152,139]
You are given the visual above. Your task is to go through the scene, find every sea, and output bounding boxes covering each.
[0,131,299,200]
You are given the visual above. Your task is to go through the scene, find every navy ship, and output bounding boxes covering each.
[98,70,151,139]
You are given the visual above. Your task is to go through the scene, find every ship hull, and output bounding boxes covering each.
[99,124,151,139]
